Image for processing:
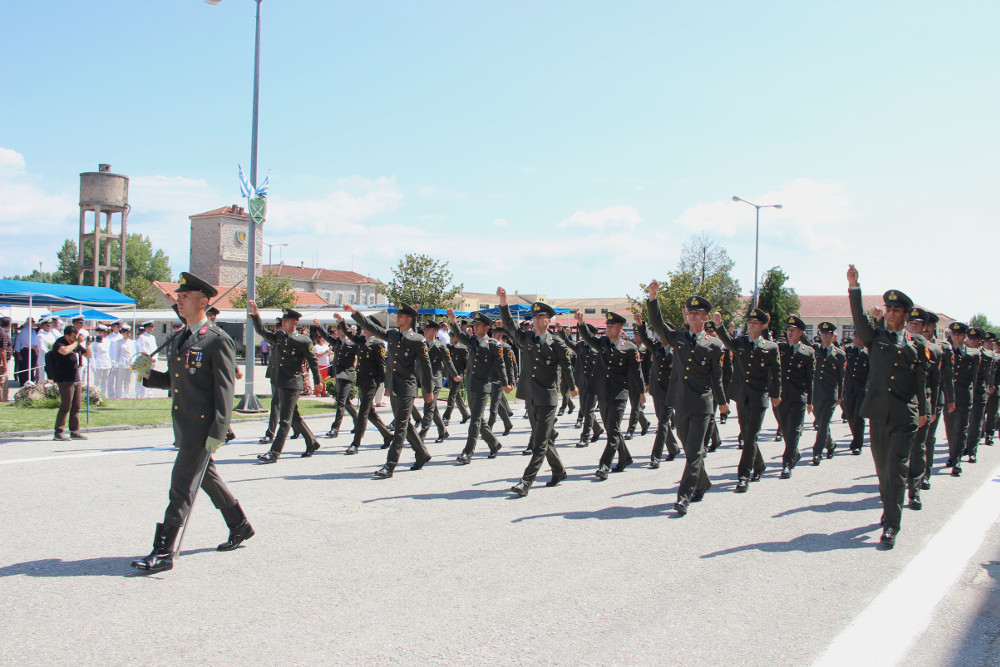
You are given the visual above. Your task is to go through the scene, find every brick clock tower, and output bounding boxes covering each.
[188,205,263,286]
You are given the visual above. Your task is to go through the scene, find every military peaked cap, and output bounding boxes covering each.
[605,311,627,326]
[926,311,940,325]
[786,315,806,330]
[746,308,769,323]
[176,272,218,298]
[883,289,913,310]
[949,322,969,334]
[207,306,220,316]
[984,331,997,342]
[281,308,303,321]
[818,322,837,333]
[423,320,441,330]
[704,320,717,332]
[397,303,418,317]
[968,327,984,339]
[685,296,712,312]
[531,302,556,318]
[472,312,493,326]
[907,307,928,322]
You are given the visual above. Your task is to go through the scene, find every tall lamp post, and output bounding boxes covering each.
[209,0,266,412]
[732,196,783,308]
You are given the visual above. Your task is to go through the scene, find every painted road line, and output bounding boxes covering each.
[814,462,1000,666]
[0,446,176,465]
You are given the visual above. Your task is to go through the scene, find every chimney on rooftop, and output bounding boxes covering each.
[300,261,304,268]
[98,163,111,172]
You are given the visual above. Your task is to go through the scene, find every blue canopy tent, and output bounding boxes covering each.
[417,308,472,317]
[0,280,136,423]
[50,307,125,322]
[476,304,571,319]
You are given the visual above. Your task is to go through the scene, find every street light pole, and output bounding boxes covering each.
[732,196,783,308]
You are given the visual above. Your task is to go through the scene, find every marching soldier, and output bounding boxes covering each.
[250,304,322,463]
[917,312,954,489]
[488,324,517,437]
[498,291,577,496]
[414,321,460,443]
[984,332,1000,445]
[447,309,510,463]
[315,318,359,439]
[811,322,845,465]
[131,272,253,574]
[577,311,645,479]
[703,321,727,453]
[713,308,782,492]
[645,281,728,516]
[964,327,995,463]
[776,315,815,478]
[559,324,605,446]
[259,317,302,444]
[634,311,679,467]
[443,329,471,426]
[904,307,944,509]
[330,314,394,454]
[346,303,434,478]
[843,336,870,454]
[945,322,979,476]
[846,265,928,549]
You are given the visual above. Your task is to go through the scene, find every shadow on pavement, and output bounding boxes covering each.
[0,549,216,578]
[772,495,881,518]
[701,523,881,558]
[807,483,880,497]
[364,488,507,503]
[511,503,667,523]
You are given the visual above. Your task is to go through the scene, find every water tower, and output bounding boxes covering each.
[78,163,129,287]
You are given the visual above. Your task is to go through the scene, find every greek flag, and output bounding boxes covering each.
[254,171,270,198]
[238,165,251,198]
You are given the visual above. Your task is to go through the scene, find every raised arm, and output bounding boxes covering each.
[574,311,601,351]
[498,295,527,350]
[447,308,474,347]
[645,280,677,346]
[847,265,875,348]
[712,311,738,352]
[348,304,388,342]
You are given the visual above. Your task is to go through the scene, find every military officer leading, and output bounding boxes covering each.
[131,272,253,574]
[847,265,928,548]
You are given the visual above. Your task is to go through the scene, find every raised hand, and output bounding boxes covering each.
[648,280,659,300]
[847,264,859,287]
[247,300,259,317]
[496,286,508,306]
[446,308,456,324]
[574,310,584,324]
[712,311,723,327]
[343,303,357,314]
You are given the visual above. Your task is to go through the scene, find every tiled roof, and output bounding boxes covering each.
[791,295,954,324]
[261,264,379,285]
[151,281,329,308]
[190,205,248,219]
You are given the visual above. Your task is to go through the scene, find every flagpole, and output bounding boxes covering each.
[236,0,265,412]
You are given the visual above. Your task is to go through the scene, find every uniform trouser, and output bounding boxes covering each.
[331,378,358,430]
[265,380,301,439]
[560,381,575,413]
[443,380,470,422]
[463,390,501,456]
[736,403,767,480]
[985,393,1000,437]
[966,398,988,457]
[812,399,836,456]
[163,444,237,528]
[650,392,679,460]
[92,368,110,397]
[114,368,134,399]
[488,388,514,431]
[350,378,392,448]
[417,387,446,437]
[843,383,866,450]
[270,386,317,454]
[908,411,939,486]
[520,398,564,487]
[386,393,429,469]
[598,396,631,467]
[703,409,722,449]
[627,390,650,433]
[945,401,971,463]
[870,421,916,532]
[776,400,805,468]
[675,411,713,504]
[55,381,82,433]
[578,385,602,440]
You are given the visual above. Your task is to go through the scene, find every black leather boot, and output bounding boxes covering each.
[218,502,255,551]
[131,523,180,574]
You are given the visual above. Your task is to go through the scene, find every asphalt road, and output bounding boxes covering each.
[2,403,999,665]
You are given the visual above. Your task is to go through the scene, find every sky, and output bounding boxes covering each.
[1,1,998,321]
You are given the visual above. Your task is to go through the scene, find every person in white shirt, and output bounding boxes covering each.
[113,325,137,399]
[90,325,112,396]
[135,321,158,398]
[35,318,57,383]
[105,322,124,398]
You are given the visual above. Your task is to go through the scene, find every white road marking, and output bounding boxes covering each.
[0,446,176,465]
[814,462,1000,666]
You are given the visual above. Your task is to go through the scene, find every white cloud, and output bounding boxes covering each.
[557,204,643,230]
[0,147,26,176]
[265,176,402,238]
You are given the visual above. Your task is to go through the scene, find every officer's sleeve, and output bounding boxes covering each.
[505,347,516,381]
[442,346,459,379]
[305,344,321,385]
[915,341,929,417]
[848,286,875,348]
[715,322,738,352]
[577,320,601,351]
[836,350,846,398]
[417,340,433,393]
[499,306,526,351]
[251,314,277,345]
[143,369,170,390]
[494,342,509,387]
[635,323,654,350]
[645,298,677,346]
[316,325,337,346]
[808,352,817,405]
[709,344,727,406]
[450,321,471,347]
[927,347,941,414]
[627,347,643,396]
[352,311,388,342]
[768,345,782,399]
[209,332,237,443]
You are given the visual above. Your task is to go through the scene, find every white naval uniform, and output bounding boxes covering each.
[135,331,158,398]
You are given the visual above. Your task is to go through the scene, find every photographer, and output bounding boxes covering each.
[51,325,92,441]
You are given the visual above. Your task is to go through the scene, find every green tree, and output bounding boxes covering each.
[77,233,172,304]
[635,234,743,325]
[378,253,464,310]
[3,268,58,282]
[969,313,998,335]
[230,271,296,310]
[55,239,79,284]
[755,266,801,338]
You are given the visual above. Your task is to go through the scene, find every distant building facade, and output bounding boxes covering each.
[261,264,383,307]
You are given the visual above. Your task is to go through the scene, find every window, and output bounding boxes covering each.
[601,308,609,314]
[336,293,343,305]
[804,326,814,339]
[479,303,491,309]
[842,325,855,340]
[584,308,596,314]
[368,295,375,306]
